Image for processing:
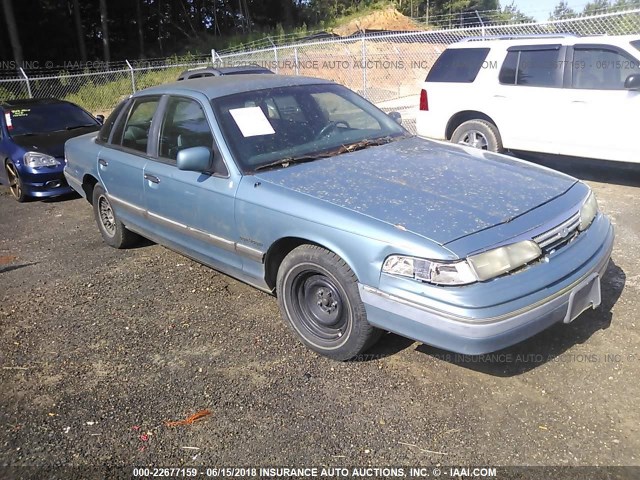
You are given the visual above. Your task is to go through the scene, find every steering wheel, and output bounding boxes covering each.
[315,120,350,139]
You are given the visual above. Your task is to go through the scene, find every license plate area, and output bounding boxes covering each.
[563,274,602,324]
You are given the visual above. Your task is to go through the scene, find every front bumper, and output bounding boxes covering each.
[360,221,615,355]
[20,162,73,198]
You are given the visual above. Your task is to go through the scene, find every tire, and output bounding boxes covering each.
[5,161,27,202]
[276,245,381,361]
[451,119,503,153]
[92,184,140,249]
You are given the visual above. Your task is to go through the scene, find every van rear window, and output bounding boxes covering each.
[426,48,490,83]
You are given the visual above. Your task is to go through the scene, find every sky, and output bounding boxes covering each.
[510,0,588,21]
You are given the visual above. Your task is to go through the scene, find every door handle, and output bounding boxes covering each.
[144,173,160,184]
[98,158,108,167]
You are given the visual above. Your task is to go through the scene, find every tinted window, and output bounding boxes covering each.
[5,103,97,136]
[159,97,213,161]
[498,51,518,84]
[119,97,160,153]
[499,48,561,87]
[98,100,127,143]
[427,48,490,83]
[573,47,640,90]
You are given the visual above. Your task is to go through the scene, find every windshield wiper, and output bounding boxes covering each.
[65,124,97,131]
[253,153,333,172]
[253,135,412,172]
[336,136,397,154]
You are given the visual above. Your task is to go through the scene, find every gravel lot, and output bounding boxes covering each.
[1,155,639,478]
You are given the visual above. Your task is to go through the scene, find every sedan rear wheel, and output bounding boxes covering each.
[92,184,140,249]
[277,245,381,361]
[5,162,27,202]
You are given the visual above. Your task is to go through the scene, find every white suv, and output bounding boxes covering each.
[416,34,640,163]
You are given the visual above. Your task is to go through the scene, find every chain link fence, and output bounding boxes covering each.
[1,8,639,127]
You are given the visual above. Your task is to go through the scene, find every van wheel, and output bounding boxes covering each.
[276,245,381,361]
[451,120,503,153]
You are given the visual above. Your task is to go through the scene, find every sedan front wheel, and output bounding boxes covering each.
[277,245,381,361]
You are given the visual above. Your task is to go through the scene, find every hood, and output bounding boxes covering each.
[11,126,99,158]
[255,136,576,245]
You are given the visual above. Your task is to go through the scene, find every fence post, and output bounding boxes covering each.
[361,31,367,99]
[211,49,216,66]
[126,60,137,93]
[294,46,299,76]
[19,68,32,98]
[474,10,486,37]
[268,37,279,73]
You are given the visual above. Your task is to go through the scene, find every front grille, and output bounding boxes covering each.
[533,212,581,254]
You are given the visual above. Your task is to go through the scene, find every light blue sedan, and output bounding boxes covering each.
[64,75,614,361]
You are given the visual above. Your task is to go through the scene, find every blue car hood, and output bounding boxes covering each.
[254,137,576,245]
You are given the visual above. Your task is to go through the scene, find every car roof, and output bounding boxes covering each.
[217,65,273,74]
[177,65,273,80]
[139,74,334,100]
[449,34,640,49]
[0,97,72,109]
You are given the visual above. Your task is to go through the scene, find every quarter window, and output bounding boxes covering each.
[119,97,160,153]
[572,47,640,90]
[427,48,490,83]
[98,100,127,144]
[159,97,213,161]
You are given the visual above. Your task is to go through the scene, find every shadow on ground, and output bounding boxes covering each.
[512,151,640,187]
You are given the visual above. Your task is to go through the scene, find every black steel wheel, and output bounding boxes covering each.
[277,245,381,361]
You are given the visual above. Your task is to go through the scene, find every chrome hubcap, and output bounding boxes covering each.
[458,130,489,150]
[98,195,116,237]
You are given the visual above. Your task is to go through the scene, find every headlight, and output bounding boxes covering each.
[382,256,477,286]
[579,191,598,231]
[24,151,59,168]
[383,241,542,286]
[467,240,541,281]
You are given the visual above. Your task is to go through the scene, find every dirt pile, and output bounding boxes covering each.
[332,7,424,36]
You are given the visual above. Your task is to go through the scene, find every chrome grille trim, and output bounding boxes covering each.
[534,212,581,250]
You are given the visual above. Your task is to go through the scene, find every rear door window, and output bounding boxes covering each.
[116,97,160,153]
[499,46,562,87]
[427,48,490,83]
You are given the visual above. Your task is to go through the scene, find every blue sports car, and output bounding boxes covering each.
[63,75,614,361]
[0,98,102,202]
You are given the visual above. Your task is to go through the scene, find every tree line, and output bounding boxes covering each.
[1,0,638,66]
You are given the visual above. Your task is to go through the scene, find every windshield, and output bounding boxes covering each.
[210,83,407,172]
[5,103,97,136]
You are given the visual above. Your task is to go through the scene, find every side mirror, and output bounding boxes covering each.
[624,74,640,90]
[176,146,212,172]
[96,114,105,124]
[388,111,402,125]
